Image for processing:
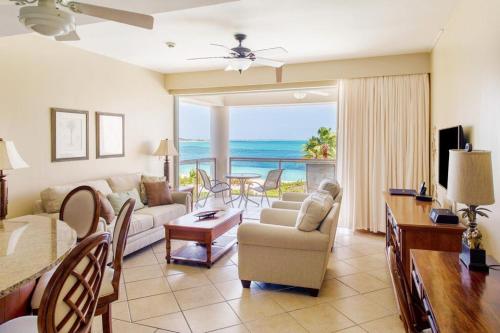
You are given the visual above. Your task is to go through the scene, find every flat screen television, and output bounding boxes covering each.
[439,125,466,189]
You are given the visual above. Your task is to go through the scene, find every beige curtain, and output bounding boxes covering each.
[337,74,430,232]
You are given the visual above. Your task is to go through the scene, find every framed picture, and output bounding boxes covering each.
[51,108,89,162]
[96,112,125,158]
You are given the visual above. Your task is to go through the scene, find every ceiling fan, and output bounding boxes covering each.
[6,0,154,41]
[188,33,288,73]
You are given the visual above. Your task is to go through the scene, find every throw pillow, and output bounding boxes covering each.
[318,178,340,199]
[295,190,334,232]
[140,175,166,204]
[107,188,144,214]
[97,191,115,225]
[144,181,173,207]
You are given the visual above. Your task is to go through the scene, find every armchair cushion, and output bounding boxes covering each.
[295,190,334,232]
[237,222,329,252]
[281,192,309,202]
[260,208,299,227]
[318,178,340,199]
[271,201,302,210]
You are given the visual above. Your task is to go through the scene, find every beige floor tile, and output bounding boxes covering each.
[135,312,191,333]
[317,279,359,301]
[167,272,211,291]
[331,294,394,324]
[362,288,398,313]
[336,326,367,333]
[213,324,249,332]
[184,302,241,333]
[244,313,307,333]
[117,283,127,301]
[125,277,171,300]
[111,301,131,322]
[343,255,387,271]
[174,284,224,310]
[289,303,355,332]
[128,293,180,321]
[269,289,322,311]
[230,253,239,265]
[213,253,237,268]
[123,247,158,268]
[110,319,156,333]
[214,279,264,300]
[367,268,391,284]
[336,273,388,293]
[331,246,365,260]
[151,239,167,254]
[228,294,285,322]
[205,265,240,283]
[360,315,405,333]
[161,262,203,276]
[123,264,163,283]
[326,260,362,279]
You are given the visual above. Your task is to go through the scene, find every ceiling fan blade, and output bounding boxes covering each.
[252,47,288,56]
[55,30,80,41]
[187,56,229,60]
[210,43,232,51]
[253,57,284,68]
[68,2,154,29]
[307,90,330,97]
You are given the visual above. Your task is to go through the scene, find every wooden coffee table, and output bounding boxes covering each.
[164,208,243,268]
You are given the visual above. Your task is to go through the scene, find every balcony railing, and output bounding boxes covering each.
[179,158,216,197]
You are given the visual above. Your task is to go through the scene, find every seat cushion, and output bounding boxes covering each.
[0,316,37,333]
[31,266,56,310]
[138,204,186,227]
[318,178,341,199]
[295,190,334,232]
[106,214,153,237]
[99,266,116,297]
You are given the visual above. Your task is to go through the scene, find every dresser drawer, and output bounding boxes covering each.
[422,292,438,333]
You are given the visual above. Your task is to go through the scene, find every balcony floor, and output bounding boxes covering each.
[193,195,279,220]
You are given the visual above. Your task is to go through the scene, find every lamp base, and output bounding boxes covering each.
[459,242,489,271]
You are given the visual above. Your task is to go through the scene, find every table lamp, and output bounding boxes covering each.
[447,146,495,271]
[153,139,178,183]
[0,139,29,220]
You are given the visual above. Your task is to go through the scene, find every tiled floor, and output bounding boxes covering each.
[92,204,404,333]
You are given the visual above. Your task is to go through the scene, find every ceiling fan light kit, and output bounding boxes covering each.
[19,2,75,37]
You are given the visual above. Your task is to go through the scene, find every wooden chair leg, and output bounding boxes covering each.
[102,304,112,333]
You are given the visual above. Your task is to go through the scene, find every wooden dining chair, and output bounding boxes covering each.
[0,232,110,333]
[386,246,431,333]
[94,198,135,333]
[31,185,102,311]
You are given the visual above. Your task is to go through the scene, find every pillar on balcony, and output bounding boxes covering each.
[210,106,229,182]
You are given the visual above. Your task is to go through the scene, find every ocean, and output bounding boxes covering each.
[180,140,307,182]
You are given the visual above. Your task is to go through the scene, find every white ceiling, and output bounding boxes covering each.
[0,0,458,73]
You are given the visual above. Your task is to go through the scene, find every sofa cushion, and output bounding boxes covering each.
[295,190,334,232]
[318,178,341,199]
[107,189,144,213]
[140,175,166,204]
[144,181,173,207]
[138,204,186,227]
[98,191,115,225]
[40,179,112,214]
[107,173,141,193]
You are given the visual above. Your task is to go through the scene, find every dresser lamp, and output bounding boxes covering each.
[153,139,178,183]
[447,146,495,271]
[0,139,29,220]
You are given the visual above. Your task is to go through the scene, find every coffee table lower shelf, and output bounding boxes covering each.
[168,235,236,267]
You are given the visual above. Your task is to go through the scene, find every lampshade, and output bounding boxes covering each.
[447,149,495,206]
[0,139,29,170]
[153,139,178,157]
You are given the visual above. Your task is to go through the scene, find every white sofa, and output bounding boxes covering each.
[33,173,191,256]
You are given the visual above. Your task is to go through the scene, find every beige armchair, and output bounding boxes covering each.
[237,198,341,296]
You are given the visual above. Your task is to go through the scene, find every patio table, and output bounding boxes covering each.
[225,173,261,208]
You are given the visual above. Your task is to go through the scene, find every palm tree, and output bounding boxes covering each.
[303,127,336,159]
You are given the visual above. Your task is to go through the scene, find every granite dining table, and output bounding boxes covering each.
[0,215,77,322]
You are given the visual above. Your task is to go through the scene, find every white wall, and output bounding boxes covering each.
[431,0,500,259]
[0,34,173,217]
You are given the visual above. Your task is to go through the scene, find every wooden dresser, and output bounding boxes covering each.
[384,192,465,282]
[411,250,500,333]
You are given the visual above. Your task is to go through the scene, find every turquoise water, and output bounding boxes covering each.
[180,140,307,182]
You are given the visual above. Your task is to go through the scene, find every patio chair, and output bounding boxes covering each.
[197,168,233,208]
[247,169,283,207]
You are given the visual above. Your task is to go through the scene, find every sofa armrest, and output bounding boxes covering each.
[281,192,309,202]
[33,200,45,214]
[260,208,298,227]
[237,222,329,251]
[172,192,192,213]
[271,201,302,210]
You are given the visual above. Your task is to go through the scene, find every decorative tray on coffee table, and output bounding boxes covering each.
[194,210,221,220]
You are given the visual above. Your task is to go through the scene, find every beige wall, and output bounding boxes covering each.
[166,53,430,94]
[0,34,173,217]
[431,0,500,259]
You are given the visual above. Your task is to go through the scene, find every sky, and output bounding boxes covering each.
[179,102,336,140]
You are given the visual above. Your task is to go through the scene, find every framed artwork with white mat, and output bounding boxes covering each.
[96,112,125,158]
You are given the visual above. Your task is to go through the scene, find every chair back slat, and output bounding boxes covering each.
[59,186,100,241]
[111,198,135,287]
[38,232,110,333]
[198,169,212,190]
[263,169,283,190]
